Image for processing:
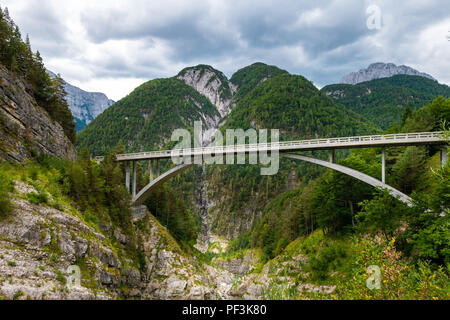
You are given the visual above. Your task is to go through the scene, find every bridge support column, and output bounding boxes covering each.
[441,146,447,167]
[150,160,154,182]
[125,162,130,192]
[132,161,137,198]
[329,149,335,163]
[381,148,386,184]
[156,159,160,178]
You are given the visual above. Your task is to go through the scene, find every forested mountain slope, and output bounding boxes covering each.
[322,75,450,129]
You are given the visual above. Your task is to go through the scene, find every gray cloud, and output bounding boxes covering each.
[1,0,449,100]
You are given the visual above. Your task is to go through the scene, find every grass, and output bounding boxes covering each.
[7,260,16,267]
[27,191,48,205]
[0,169,14,220]
[13,290,24,300]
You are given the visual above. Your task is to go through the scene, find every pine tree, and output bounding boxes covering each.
[402,104,412,126]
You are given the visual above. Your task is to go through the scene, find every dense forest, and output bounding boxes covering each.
[322,75,450,129]
[229,62,289,102]
[0,7,75,142]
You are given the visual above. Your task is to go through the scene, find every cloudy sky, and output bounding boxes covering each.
[2,0,449,101]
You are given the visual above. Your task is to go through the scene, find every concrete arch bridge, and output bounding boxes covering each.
[94,131,447,208]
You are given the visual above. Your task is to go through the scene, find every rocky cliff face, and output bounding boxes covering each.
[177,65,237,118]
[47,70,114,132]
[340,62,435,85]
[0,179,237,300]
[0,65,76,163]
[0,172,337,300]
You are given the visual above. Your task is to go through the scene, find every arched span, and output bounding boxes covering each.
[132,154,414,207]
[133,164,194,205]
[282,153,413,206]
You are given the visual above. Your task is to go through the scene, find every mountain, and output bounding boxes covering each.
[47,70,115,132]
[322,74,450,129]
[76,77,221,156]
[340,62,435,85]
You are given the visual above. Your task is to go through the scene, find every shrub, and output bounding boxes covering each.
[27,191,48,205]
[0,170,14,219]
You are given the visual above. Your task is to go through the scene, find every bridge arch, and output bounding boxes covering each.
[132,153,413,206]
[133,163,193,205]
[282,153,413,206]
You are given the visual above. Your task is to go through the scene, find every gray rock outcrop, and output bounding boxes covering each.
[340,62,435,85]
[177,65,237,118]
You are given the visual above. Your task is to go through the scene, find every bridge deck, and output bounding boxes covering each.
[94,131,446,162]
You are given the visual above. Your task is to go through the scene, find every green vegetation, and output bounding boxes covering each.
[322,75,450,129]
[0,6,75,142]
[230,62,288,102]
[144,184,198,245]
[27,191,49,205]
[334,236,449,300]
[13,290,24,300]
[0,170,14,219]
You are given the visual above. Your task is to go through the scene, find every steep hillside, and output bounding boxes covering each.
[230,62,288,103]
[76,78,221,155]
[47,70,114,132]
[0,64,76,163]
[322,75,450,129]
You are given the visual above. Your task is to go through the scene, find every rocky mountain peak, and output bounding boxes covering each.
[47,70,115,131]
[340,62,436,85]
[177,65,237,117]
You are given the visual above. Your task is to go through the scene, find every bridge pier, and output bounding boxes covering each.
[156,159,160,178]
[132,161,137,198]
[150,160,154,182]
[382,148,386,184]
[125,162,130,192]
[441,146,447,166]
[329,149,335,163]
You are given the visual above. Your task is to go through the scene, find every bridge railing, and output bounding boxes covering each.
[106,131,445,161]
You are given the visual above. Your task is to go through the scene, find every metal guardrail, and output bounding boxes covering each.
[92,131,446,162]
